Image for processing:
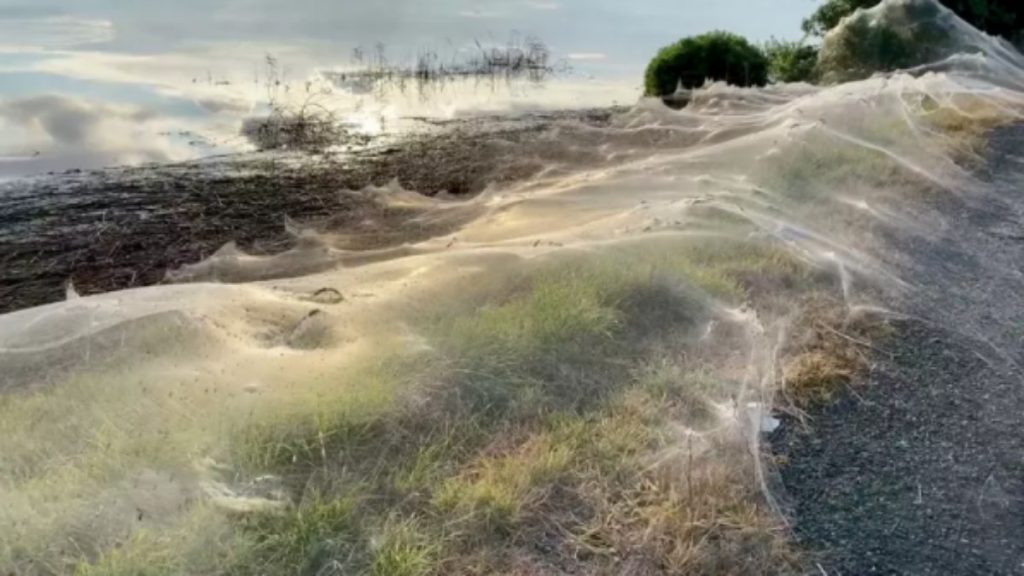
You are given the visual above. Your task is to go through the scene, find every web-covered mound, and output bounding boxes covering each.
[819,0,1024,87]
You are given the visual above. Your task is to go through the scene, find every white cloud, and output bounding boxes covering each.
[568,53,607,61]
[0,16,114,50]
[0,95,201,176]
[22,42,328,105]
[524,1,560,10]
[196,96,252,115]
[457,9,506,19]
[457,0,557,19]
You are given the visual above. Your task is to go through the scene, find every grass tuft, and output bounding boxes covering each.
[369,518,438,576]
[434,434,574,535]
[230,495,359,576]
[780,297,888,408]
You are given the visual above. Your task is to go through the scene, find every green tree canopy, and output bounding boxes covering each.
[815,0,1006,83]
[803,0,1023,43]
[644,31,769,97]
[802,0,880,37]
[764,39,820,83]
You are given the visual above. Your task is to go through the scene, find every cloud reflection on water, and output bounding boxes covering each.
[0,0,810,176]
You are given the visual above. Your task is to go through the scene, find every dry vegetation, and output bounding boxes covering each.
[779,297,891,409]
[322,35,558,93]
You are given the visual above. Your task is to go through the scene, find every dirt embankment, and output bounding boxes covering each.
[0,109,617,314]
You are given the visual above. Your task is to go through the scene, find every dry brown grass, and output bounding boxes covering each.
[780,297,890,409]
[921,94,1009,137]
[918,93,1019,168]
[428,399,801,576]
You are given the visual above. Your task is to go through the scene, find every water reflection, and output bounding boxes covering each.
[0,0,810,176]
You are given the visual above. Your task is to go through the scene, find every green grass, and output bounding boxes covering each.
[212,251,800,574]
[34,239,822,576]
[74,532,180,576]
[226,356,409,476]
[229,495,360,575]
[433,432,574,534]
[71,506,241,576]
[369,519,438,576]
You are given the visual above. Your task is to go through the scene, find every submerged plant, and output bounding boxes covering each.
[241,54,350,152]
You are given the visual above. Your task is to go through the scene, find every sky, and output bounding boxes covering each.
[0,0,819,176]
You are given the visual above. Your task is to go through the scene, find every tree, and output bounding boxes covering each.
[764,39,820,83]
[802,0,879,37]
[816,0,963,83]
[644,31,769,97]
[803,0,1023,43]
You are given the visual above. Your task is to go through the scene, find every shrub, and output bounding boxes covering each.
[644,31,769,97]
[241,110,346,152]
[764,39,820,83]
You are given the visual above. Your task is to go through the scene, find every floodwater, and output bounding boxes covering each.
[0,0,812,177]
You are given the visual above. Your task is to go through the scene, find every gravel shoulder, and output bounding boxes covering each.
[773,125,1024,575]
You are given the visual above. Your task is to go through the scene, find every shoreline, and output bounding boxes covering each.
[0,108,619,314]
